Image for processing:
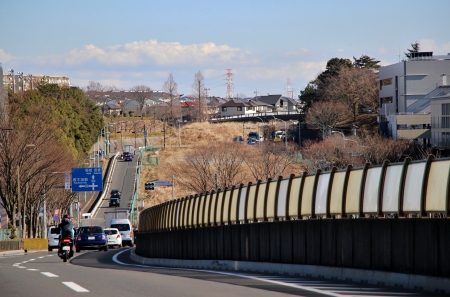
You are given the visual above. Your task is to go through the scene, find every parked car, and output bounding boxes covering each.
[110,189,121,198]
[47,226,60,251]
[109,197,120,207]
[110,219,134,247]
[248,132,264,142]
[75,226,108,252]
[104,228,122,248]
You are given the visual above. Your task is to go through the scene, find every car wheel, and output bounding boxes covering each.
[48,247,52,252]
[104,245,108,252]
[76,248,80,253]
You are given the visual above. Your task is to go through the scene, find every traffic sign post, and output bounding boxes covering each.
[71,167,103,192]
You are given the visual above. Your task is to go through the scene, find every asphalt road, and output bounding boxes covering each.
[0,248,442,297]
[81,143,139,227]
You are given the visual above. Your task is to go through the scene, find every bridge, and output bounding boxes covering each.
[135,155,450,293]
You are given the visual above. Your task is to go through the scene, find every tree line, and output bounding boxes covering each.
[0,81,103,238]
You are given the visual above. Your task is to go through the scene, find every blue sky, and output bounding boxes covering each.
[1,0,449,98]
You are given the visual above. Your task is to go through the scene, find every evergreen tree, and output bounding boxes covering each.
[404,41,420,60]
[353,55,380,70]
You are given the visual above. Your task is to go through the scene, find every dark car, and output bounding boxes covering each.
[125,154,133,161]
[110,189,121,198]
[109,197,120,207]
[75,226,108,252]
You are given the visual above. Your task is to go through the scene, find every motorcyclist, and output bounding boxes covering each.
[58,214,74,257]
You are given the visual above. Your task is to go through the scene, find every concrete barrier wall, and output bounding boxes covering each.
[136,219,450,278]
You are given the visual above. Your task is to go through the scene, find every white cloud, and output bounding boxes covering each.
[33,40,255,67]
[378,47,386,55]
[0,49,13,64]
[418,39,450,54]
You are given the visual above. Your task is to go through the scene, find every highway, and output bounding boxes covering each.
[0,249,441,297]
[81,138,139,228]
[9,138,433,296]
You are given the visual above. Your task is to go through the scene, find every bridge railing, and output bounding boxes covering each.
[138,156,450,232]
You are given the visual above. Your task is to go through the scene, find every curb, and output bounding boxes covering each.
[129,249,450,294]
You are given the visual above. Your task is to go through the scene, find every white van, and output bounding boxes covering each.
[47,226,60,251]
[110,219,134,247]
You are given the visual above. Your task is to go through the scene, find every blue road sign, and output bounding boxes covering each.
[54,216,59,221]
[71,167,103,192]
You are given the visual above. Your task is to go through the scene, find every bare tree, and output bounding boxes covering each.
[305,100,347,129]
[0,102,74,232]
[191,71,207,121]
[129,85,153,117]
[320,68,379,122]
[162,73,181,124]
[244,143,297,181]
[168,143,247,193]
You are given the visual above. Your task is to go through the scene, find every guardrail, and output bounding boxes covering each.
[130,148,144,226]
[89,152,120,217]
[139,155,450,232]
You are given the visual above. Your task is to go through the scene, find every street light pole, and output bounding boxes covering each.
[255,117,264,141]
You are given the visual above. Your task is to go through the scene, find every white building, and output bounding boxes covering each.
[379,52,450,144]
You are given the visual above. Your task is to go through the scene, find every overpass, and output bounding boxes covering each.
[135,155,450,293]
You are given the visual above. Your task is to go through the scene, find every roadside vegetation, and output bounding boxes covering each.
[0,81,103,238]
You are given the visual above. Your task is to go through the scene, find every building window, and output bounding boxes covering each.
[380,96,393,106]
[380,78,393,90]
[442,103,450,115]
[222,107,227,112]
[237,106,242,111]
[442,117,450,128]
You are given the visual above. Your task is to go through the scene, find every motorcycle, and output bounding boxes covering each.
[58,236,74,262]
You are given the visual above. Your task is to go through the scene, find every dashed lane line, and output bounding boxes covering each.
[62,282,89,293]
[41,272,59,278]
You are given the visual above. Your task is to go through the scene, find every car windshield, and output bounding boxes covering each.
[105,230,118,235]
[50,227,59,234]
[110,224,130,231]
[80,227,103,234]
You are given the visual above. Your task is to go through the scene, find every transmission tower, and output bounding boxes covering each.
[226,69,233,99]
[286,78,293,99]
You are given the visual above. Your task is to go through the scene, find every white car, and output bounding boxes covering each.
[104,228,122,248]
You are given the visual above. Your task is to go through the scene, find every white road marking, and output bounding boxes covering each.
[41,272,58,277]
[112,249,424,297]
[38,256,44,259]
[29,259,35,261]
[62,282,89,292]
[17,266,27,268]
[27,269,39,271]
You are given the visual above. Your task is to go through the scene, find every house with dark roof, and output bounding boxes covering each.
[219,99,257,117]
[256,94,300,112]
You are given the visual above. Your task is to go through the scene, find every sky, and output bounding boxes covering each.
[1,0,450,98]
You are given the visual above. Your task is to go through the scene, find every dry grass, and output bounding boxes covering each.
[139,121,255,208]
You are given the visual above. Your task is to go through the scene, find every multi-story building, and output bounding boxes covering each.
[2,71,71,92]
[379,52,450,145]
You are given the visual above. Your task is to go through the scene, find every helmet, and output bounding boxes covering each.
[63,214,70,219]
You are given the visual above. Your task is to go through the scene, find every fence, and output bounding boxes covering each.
[135,219,450,277]
[0,229,21,241]
[138,156,450,232]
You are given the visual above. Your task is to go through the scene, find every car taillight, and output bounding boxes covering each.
[102,235,105,240]
[130,231,133,237]
[77,236,82,241]
[117,234,120,238]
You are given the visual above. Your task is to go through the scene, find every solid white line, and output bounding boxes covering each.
[111,249,344,297]
[62,282,89,292]
[41,272,59,277]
